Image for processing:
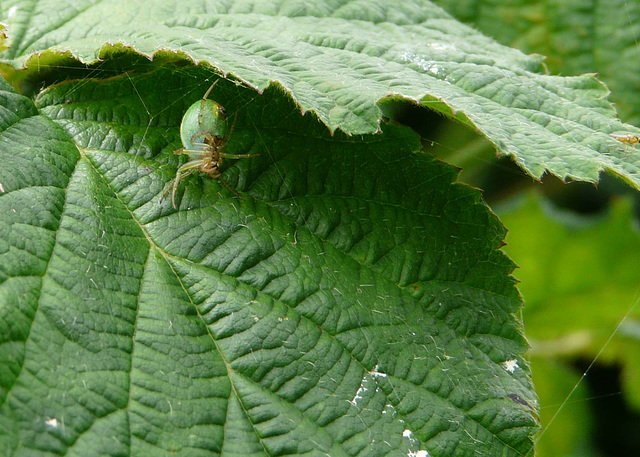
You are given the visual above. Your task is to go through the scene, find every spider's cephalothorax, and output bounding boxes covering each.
[161,80,259,208]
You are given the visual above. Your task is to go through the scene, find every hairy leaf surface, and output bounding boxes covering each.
[0,65,537,456]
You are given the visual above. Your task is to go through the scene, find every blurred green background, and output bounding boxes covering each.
[394,1,640,455]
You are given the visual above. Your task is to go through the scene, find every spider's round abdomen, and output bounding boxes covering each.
[180,98,229,150]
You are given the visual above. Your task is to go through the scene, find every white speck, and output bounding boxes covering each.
[45,418,58,428]
[369,365,387,378]
[351,369,391,407]
[380,403,397,417]
[349,384,367,406]
[503,359,519,373]
[408,451,429,457]
[0,182,5,193]
[426,42,457,52]
[399,51,448,78]
[405,430,429,457]
[8,6,18,18]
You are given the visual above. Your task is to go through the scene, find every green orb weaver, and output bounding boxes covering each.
[161,80,259,208]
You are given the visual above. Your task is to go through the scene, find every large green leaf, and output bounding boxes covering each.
[1,0,640,190]
[0,62,536,456]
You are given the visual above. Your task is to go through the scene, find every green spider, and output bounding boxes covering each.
[161,80,259,208]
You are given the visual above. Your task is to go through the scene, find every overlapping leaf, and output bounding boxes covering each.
[1,0,640,190]
[434,0,640,127]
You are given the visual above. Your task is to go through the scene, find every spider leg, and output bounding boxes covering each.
[160,160,203,209]
[215,173,244,200]
[219,152,261,159]
[215,112,260,158]
[202,80,218,101]
[218,111,238,150]
[198,80,220,133]
[172,160,204,208]
[190,131,214,145]
[180,142,208,162]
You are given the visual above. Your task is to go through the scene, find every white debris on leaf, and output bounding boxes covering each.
[399,51,449,80]
[45,417,58,428]
[369,364,387,378]
[350,365,390,406]
[503,359,519,373]
[349,365,390,406]
[403,428,430,457]
[349,382,367,406]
